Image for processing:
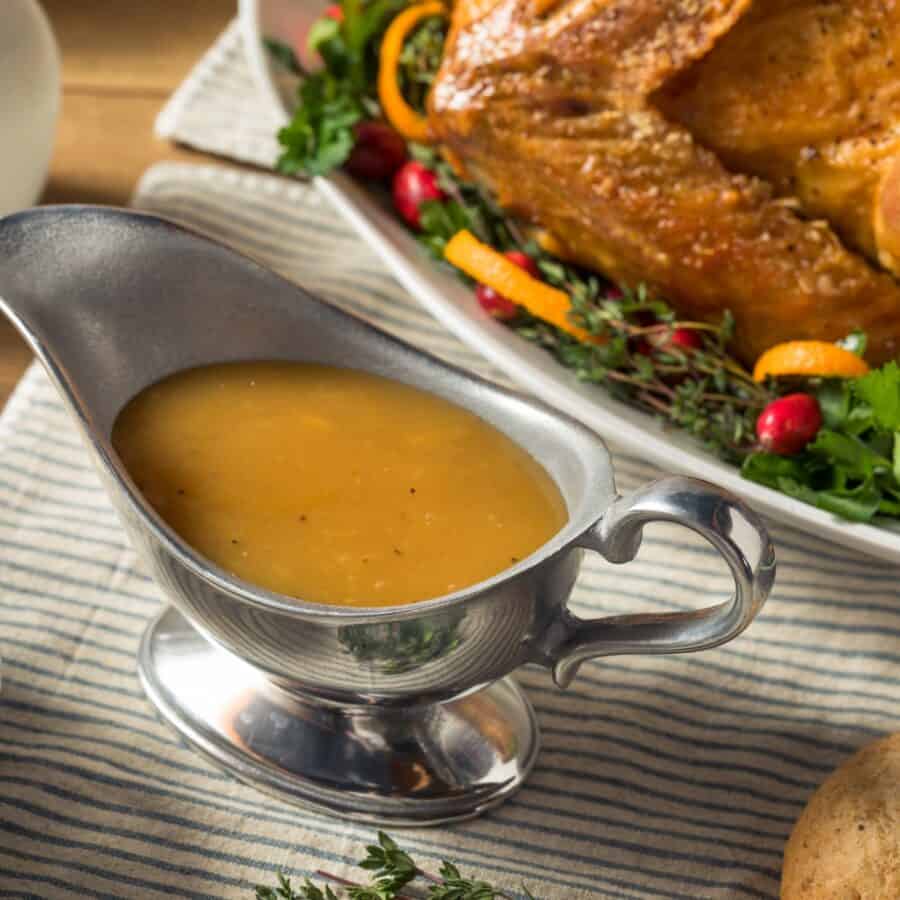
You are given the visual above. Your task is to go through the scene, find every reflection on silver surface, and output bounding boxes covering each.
[140,606,538,823]
[0,206,776,823]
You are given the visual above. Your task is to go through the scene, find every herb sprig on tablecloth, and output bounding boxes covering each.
[256,832,535,900]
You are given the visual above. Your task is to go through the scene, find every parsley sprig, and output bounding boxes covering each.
[272,0,406,176]
[256,832,535,900]
[743,361,900,522]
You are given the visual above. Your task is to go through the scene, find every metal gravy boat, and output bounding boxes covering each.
[0,206,775,824]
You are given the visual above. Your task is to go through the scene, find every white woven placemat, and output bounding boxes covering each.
[155,20,281,169]
[0,20,898,900]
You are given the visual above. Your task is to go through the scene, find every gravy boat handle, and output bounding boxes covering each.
[550,476,775,688]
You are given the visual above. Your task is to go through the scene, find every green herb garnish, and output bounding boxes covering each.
[272,0,405,176]
[256,832,535,899]
[410,143,520,258]
[518,274,770,462]
[742,363,900,522]
[398,16,447,113]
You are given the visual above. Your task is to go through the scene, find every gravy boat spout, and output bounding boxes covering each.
[0,205,775,824]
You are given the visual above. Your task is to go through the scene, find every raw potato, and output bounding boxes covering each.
[782,733,900,899]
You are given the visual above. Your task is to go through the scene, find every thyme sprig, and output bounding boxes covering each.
[518,273,773,462]
[256,832,535,900]
[273,0,403,177]
[406,143,773,461]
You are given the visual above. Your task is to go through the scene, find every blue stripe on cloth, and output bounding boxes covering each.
[0,719,790,849]
[2,780,784,892]
[0,760,774,900]
[0,751,663,899]
[0,870,124,900]
[0,831,249,898]
[7,644,845,787]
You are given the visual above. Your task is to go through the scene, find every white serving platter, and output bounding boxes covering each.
[240,0,900,564]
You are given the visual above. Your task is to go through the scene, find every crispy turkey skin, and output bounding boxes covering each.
[429,0,900,365]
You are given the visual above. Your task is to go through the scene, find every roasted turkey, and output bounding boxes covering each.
[428,0,900,365]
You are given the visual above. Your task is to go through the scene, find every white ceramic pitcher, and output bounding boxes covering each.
[0,1,59,215]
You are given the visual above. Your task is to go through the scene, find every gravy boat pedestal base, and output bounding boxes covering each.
[139,606,540,825]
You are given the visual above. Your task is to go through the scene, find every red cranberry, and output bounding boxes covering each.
[475,284,518,320]
[392,161,445,229]
[631,337,653,356]
[503,250,541,279]
[668,327,703,350]
[323,4,343,20]
[648,326,704,354]
[344,121,407,180]
[756,393,823,456]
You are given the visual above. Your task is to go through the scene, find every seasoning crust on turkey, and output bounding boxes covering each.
[428,0,900,365]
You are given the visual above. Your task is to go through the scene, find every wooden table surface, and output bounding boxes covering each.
[0,0,234,407]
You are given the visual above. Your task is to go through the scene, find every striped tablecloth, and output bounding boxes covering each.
[2,21,900,900]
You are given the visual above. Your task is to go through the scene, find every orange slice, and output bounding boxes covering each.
[444,229,596,342]
[378,2,446,144]
[752,340,870,382]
